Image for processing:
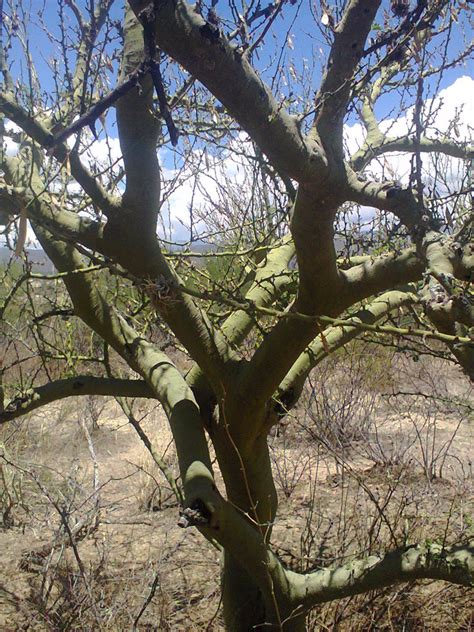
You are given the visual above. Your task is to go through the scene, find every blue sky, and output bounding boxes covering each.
[3,1,473,245]
[9,1,472,112]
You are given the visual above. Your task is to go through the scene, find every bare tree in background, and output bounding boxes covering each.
[1,1,473,629]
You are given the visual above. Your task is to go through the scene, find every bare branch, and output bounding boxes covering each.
[277,287,418,412]
[352,134,474,173]
[46,61,149,148]
[0,92,120,216]
[290,540,474,608]
[128,0,323,183]
[0,184,106,250]
[1,376,154,424]
[314,0,381,155]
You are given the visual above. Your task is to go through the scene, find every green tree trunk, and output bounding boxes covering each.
[222,552,266,631]
[222,552,307,631]
[215,430,306,630]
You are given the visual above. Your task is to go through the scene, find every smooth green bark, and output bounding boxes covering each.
[0,2,473,631]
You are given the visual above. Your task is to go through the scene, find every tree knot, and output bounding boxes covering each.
[178,498,214,528]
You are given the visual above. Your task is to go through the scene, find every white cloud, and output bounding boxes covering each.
[162,77,474,241]
[158,133,263,244]
[343,76,473,221]
[3,121,21,156]
[80,135,123,169]
[344,121,365,157]
[345,75,473,182]
[3,77,471,247]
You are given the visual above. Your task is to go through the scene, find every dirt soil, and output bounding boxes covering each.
[1,387,473,630]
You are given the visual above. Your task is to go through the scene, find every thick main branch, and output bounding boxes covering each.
[129,0,324,184]
[1,376,154,424]
[289,541,474,609]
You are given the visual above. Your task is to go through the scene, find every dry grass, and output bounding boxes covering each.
[1,347,473,630]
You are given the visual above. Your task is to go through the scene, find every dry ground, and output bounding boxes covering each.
[1,354,473,630]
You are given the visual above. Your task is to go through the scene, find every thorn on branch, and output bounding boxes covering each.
[199,22,220,43]
[142,276,180,307]
[272,386,296,419]
[207,6,219,27]
[363,1,428,58]
[391,0,410,17]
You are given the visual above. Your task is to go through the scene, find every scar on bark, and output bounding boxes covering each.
[178,498,217,528]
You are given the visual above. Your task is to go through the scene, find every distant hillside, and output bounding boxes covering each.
[0,240,219,276]
[0,247,55,273]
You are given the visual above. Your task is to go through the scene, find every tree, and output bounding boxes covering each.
[0,1,473,630]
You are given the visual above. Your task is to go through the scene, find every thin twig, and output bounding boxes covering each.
[133,570,161,630]
[46,62,148,147]
[177,283,473,347]
[140,1,179,146]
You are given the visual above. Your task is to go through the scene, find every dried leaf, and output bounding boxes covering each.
[14,207,27,257]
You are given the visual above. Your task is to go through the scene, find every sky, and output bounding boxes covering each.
[8,1,473,110]
[2,1,473,246]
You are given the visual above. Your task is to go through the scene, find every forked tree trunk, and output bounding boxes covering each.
[222,552,307,631]
[214,428,307,631]
[222,552,266,631]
